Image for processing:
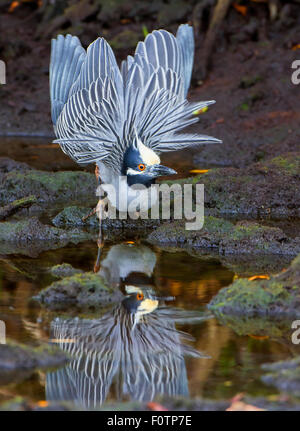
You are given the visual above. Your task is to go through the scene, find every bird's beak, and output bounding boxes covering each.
[149,164,177,177]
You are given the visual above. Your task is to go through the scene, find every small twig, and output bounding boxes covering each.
[0,195,37,221]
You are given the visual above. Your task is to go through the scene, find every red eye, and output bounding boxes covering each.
[138,164,146,171]
[136,292,144,301]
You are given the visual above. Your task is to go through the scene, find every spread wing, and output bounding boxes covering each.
[52,37,124,167]
[121,25,221,153]
[50,25,221,171]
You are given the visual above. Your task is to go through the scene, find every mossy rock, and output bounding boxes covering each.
[0,162,97,206]
[172,153,300,217]
[49,263,83,278]
[0,217,94,257]
[52,205,98,227]
[213,313,292,341]
[34,272,123,310]
[261,357,300,397]
[208,254,300,317]
[147,216,300,256]
[52,205,160,231]
[0,339,69,371]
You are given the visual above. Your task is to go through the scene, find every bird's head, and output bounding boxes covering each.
[123,138,177,187]
[122,286,174,317]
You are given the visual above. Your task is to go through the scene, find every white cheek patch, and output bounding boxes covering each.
[137,298,159,315]
[127,167,143,175]
[137,139,160,166]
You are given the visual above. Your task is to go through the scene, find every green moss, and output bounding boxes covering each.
[208,253,300,317]
[269,155,300,176]
[203,216,234,235]
[49,263,83,278]
[35,272,122,310]
[52,205,98,227]
[0,169,96,205]
[148,216,300,256]
[164,153,300,218]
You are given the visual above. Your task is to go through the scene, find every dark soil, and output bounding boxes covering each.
[0,0,299,176]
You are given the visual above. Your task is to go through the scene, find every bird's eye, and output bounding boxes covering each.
[136,292,144,301]
[138,163,146,171]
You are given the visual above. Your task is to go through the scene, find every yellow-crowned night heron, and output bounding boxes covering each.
[47,292,208,408]
[49,25,221,215]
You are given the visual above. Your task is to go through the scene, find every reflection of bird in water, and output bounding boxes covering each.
[46,242,209,408]
[97,243,156,286]
[46,294,208,409]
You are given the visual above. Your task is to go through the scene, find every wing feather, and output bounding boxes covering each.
[52,26,221,169]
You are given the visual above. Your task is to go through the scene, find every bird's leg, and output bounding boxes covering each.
[95,164,100,184]
[93,238,103,273]
[94,201,105,273]
[82,164,101,222]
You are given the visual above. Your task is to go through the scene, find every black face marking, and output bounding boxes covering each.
[123,146,155,188]
[122,294,143,314]
[122,146,142,174]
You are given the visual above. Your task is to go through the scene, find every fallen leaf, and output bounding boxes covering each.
[189,169,210,174]
[227,394,265,411]
[147,402,168,411]
[8,1,20,12]
[248,334,269,340]
[227,401,265,411]
[233,3,247,16]
[37,401,49,408]
[248,275,270,281]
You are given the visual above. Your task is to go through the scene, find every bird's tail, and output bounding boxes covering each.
[49,34,86,125]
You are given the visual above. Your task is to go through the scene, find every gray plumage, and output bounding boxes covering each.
[46,307,208,408]
[50,25,221,173]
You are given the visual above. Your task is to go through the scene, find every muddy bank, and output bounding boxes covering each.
[208,253,300,318]
[0,217,94,257]
[0,340,69,371]
[0,157,97,206]
[34,272,123,311]
[170,153,300,218]
[147,216,300,256]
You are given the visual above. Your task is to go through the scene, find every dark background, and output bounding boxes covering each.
[0,0,299,170]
